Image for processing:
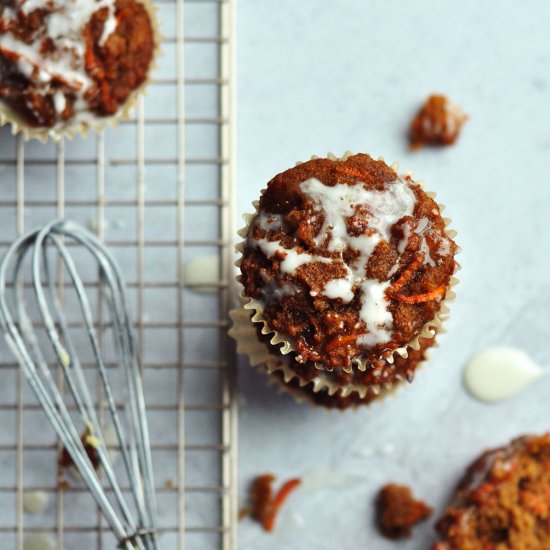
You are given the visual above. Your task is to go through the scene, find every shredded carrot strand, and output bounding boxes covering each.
[388,253,425,294]
[325,333,365,352]
[393,284,446,304]
[263,478,301,532]
[334,164,369,181]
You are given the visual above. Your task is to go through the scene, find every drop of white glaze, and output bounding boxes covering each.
[182,256,220,294]
[464,346,544,403]
[322,277,354,303]
[53,90,66,114]
[23,490,49,515]
[24,534,54,550]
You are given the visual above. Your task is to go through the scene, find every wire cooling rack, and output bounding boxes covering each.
[0,0,237,549]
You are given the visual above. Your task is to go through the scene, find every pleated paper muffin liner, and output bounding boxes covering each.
[229,306,438,406]
[0,0,161,143]
[233,152,459,373]
[266,370,394,410]
[267,337,439,409]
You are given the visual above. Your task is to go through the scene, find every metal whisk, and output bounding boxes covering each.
[0,220,160,550]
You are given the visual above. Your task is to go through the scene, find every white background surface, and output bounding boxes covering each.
[236,1,550,548]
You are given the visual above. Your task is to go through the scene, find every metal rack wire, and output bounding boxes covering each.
[0,0,237,548]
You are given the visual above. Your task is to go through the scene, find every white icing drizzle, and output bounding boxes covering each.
[254,238,331,274]
[99,3,117,45]
[416,217,430,234]
[357,280,393,346]
[256,211,284,232]
[323,277,354,303]
[300,177,415,251]
[261,282,297,301]
[53,90,66,114]
[0,0,118,125]
[420,238,436,266]
[397,222,411,254]
[464,346,545,403]
[438,237,452,256]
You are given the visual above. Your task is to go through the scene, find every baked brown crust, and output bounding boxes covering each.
[241,154,456,371]
[433,434,550,549]
[0,0,154,127]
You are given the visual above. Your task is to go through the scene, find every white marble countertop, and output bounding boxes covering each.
[236,1,550,548]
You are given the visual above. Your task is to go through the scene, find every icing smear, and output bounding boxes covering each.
[250,176,418,348]
[464,346,545,403]
[254,238,332,274]
[0,0,118,121]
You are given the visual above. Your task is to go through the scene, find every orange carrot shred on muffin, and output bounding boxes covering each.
[392,284,447,304]
[388,253,426,294]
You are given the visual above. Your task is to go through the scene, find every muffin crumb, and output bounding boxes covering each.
[376,483,432,539]
[59,427,101,472]
[409,95,468,150]
[433,433,550,549]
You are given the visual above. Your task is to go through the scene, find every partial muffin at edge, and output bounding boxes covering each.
[0,0,155,130]
[433,433,550,550]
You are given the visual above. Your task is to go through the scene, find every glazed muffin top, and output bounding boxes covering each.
[240,154,457,370]
[433,434,550,550]
[0,0,155,128]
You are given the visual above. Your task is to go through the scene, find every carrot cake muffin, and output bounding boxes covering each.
[0,0,155,134]
[409,95,468,151]
[376,483,432,539]
[237,153,457,405]
[433,433,550,549]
